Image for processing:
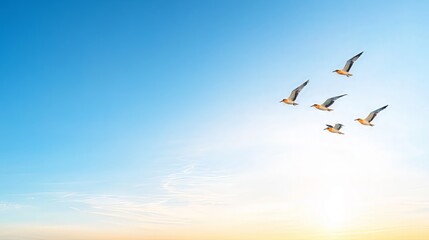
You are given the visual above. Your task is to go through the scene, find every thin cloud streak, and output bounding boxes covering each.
[0,201,24,210]
[47,162,234,226]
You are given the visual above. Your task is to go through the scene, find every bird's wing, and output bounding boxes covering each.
[326,124,333,128]
[342,51,363,72]
[288,80,309,101]
[365,105,388,122]
[322,98,334,107]
[322,94,347,107]
[334,124,343,130]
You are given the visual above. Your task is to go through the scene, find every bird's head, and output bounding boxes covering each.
[333,70,339,73]
[310,104,317,108]
[354,118,362,121]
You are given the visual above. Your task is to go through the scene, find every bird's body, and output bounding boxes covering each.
[311,94,347,111]
[356,118,372,126]
[334,69,352,77]
[311,104,332,111]
[280,80,309,106]
[280,98,298,105]
[324,124,344,134]
[333,52,363,77]
[355,105,388,126]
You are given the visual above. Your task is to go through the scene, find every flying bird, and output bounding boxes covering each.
[333,51,363,77]
[355,105,388,126]
[324,124,344,135]
[311,94,347,111]
[280,80,309,105]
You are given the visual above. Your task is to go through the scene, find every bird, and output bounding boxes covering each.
[280,80,309,105]
[311,94,347,111]
[333,51,363,77]
[355,105,388,126]
[324,124,344,135]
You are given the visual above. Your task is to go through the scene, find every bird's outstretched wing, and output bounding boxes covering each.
[326,124,333,128]
[334,124,343,130]
[342,51,363,72]
[322,94,347,107]
[288,80,309,101]
[365,105,388,122]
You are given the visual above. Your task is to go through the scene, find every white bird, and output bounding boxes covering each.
[311,94,347,111]
[324,124,344,134]
[280,80,309,105]
[333,51,363,77]
[355,105,388,126]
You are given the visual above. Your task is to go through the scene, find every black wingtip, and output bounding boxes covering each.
[354,51,364,58]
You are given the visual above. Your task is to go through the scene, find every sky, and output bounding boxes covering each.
[1,0,429,239]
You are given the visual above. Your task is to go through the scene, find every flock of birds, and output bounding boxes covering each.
[280,52,388,135]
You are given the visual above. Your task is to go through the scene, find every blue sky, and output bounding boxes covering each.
[1,1,429,239]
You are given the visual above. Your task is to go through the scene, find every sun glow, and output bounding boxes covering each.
[322,188,346,230]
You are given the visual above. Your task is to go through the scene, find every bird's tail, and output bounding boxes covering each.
[339,132,344,135]
[292,103,298,106]
[346,73,353,77]
[327,109,333,112]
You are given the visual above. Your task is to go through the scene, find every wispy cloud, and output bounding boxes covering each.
[0,201,24,210]
[52,162,232,226]
[66,193,189,225]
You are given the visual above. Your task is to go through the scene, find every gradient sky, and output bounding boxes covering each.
[1,0,429,239]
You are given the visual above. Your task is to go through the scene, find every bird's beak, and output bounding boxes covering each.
[323,128,327,130]
[354,119,358,121]
[332,70,336,72]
